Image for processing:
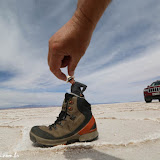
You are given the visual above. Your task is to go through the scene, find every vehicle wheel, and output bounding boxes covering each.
[145,98,152,103]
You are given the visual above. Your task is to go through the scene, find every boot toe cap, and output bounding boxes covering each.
[30,126,55,140]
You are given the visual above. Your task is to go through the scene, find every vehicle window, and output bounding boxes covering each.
[155,81,160,86]
[150,82,155,86]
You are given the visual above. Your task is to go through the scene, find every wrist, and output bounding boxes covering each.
[71,9,96,32]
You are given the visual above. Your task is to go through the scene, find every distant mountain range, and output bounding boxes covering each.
[0,104,60,110]
[0,101,138,110]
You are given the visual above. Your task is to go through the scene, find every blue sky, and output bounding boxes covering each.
[0,0,160,108]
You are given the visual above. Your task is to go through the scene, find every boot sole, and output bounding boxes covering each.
[30,130,98,147]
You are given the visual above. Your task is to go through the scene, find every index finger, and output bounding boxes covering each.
[48,51,67,81]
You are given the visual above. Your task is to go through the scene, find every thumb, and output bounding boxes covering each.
[68,57,80,76]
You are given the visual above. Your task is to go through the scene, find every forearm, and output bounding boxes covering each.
[48,0,112,80]
[81,85,87,93]
[74,0,112,30]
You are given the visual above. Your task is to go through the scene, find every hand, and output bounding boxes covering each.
[80,93,84,97]
[48,13,94,81]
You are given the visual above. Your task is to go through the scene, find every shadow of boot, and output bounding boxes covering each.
[63,146,123,160]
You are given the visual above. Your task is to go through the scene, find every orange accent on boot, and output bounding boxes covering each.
[78,116,97,135]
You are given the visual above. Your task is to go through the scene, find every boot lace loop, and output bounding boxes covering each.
[48,101,72,130]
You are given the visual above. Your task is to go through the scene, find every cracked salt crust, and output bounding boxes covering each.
[0,101,160,160]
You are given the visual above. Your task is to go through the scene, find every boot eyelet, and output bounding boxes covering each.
[69,100,74,105]
[68,106,73,111]
[70,115,76,121]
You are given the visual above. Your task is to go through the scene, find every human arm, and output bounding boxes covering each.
[78,82,87,93]
[48,0,112,81]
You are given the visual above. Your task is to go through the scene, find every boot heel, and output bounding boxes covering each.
[79,130,98,142]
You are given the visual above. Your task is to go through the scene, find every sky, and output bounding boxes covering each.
[0,0,160,108]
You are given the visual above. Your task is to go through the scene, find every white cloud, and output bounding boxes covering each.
[0,0,160,108]
[0,89,64,108]
[0,8,64,90]
[83,44,160,103]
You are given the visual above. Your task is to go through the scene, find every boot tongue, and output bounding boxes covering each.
[58,111,66,120]
[62,93,74,111]
[49,94,74,129]
[65,93,74,102]
[62,101,67,111]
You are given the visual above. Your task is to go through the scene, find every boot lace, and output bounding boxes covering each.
[48,101,72,130]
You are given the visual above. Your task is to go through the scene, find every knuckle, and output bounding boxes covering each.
[48,64,56,73]
[49,41,58,51]
[51,67,58,74]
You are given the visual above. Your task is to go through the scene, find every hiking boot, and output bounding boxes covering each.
[29,93,98,146]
